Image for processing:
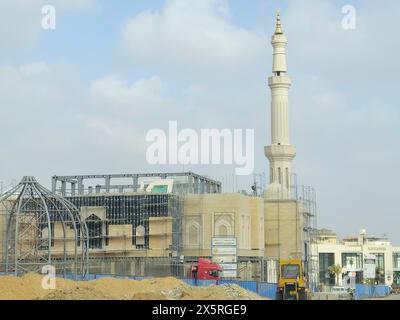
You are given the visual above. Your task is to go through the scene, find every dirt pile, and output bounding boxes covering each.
[0,274,265,300]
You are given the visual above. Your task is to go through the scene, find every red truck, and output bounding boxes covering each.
[189,258,223,281]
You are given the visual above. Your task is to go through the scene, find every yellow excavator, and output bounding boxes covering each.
[276,259,309,300]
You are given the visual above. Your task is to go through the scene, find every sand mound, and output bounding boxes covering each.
[0,274,265,300]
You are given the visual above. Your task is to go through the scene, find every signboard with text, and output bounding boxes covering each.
[363,254,376,280]
[212,237,237,278]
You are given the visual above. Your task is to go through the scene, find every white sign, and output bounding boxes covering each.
[212,247,237,255]
[221,264,237,271]
[212,237,237,278]
[364,255,376,280]
[212,237,237,246]
[213,256,237,263]
[222,270,237,278]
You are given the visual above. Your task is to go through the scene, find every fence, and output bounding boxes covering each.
[355,284,391,300]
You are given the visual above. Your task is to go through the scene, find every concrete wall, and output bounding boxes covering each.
[182,193,265,258]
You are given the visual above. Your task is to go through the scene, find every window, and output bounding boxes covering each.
[209,270,221,278]
[393,253,400,269]
[152,185,168,193]
[86,214,103,249]
[371,253,385,285]
[319,253,335,285]
[281,264,300,279]
[342,253,362,270]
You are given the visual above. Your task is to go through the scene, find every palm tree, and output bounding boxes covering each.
[328,264,343,286]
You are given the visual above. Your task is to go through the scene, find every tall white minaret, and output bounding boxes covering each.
[265,12,296,199]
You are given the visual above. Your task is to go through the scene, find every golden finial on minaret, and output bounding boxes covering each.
[275,10,283,34]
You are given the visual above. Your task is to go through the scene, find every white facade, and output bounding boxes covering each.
[265,13,296,199]
[317,230,400,286]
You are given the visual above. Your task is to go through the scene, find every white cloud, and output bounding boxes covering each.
[284,0,400,82]
[119,0,266,77]
[90,75,167,107]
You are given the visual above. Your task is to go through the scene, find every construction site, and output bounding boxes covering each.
[0,13,323,300]
[0,170,318,300]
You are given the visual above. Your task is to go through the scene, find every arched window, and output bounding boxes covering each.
[189,225,199,246]
[214,215,234,237]
[186,220,201,247]
[86,214,103,249]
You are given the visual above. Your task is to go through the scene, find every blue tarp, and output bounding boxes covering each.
[258,282,278,300]
[355,284,390,300]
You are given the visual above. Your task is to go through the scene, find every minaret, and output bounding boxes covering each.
[265,12,296,199]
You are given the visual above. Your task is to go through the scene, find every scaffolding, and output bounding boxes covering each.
[295,184,319,290]
[0,176,89,278]
[52,172,221,197]
[63,192,184,275]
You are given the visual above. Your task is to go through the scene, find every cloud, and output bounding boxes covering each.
[0,1,399,241]
[118,0,266,78]
[90,75,167,108]
[284,0,400,83]
[290,76,400,240]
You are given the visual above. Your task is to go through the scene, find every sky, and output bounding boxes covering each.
[0,0,399,242]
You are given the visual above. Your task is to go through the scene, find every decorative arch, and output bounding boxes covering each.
[85,214,103,249]
[185,218,201,248]
[214,214,234,237]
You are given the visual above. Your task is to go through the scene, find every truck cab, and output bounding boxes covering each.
[189,258,222,281]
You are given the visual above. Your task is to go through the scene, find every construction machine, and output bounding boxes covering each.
[276,259,309,300]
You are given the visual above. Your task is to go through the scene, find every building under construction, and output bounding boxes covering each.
[0,171,317,284]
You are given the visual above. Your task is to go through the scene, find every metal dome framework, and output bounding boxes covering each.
[0,176,89,278]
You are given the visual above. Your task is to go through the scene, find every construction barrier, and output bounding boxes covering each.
[355,284,391,300]
[181,279,276,299]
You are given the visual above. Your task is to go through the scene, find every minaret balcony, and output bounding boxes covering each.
[268,75,292,87]
[265,145,296,161]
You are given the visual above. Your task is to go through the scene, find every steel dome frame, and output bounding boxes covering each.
[0,176,89,278]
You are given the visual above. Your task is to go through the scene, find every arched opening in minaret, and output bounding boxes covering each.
[278,168,282,185]
[286,168,289,189]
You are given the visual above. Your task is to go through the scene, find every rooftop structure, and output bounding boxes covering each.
[52,172,221,197]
